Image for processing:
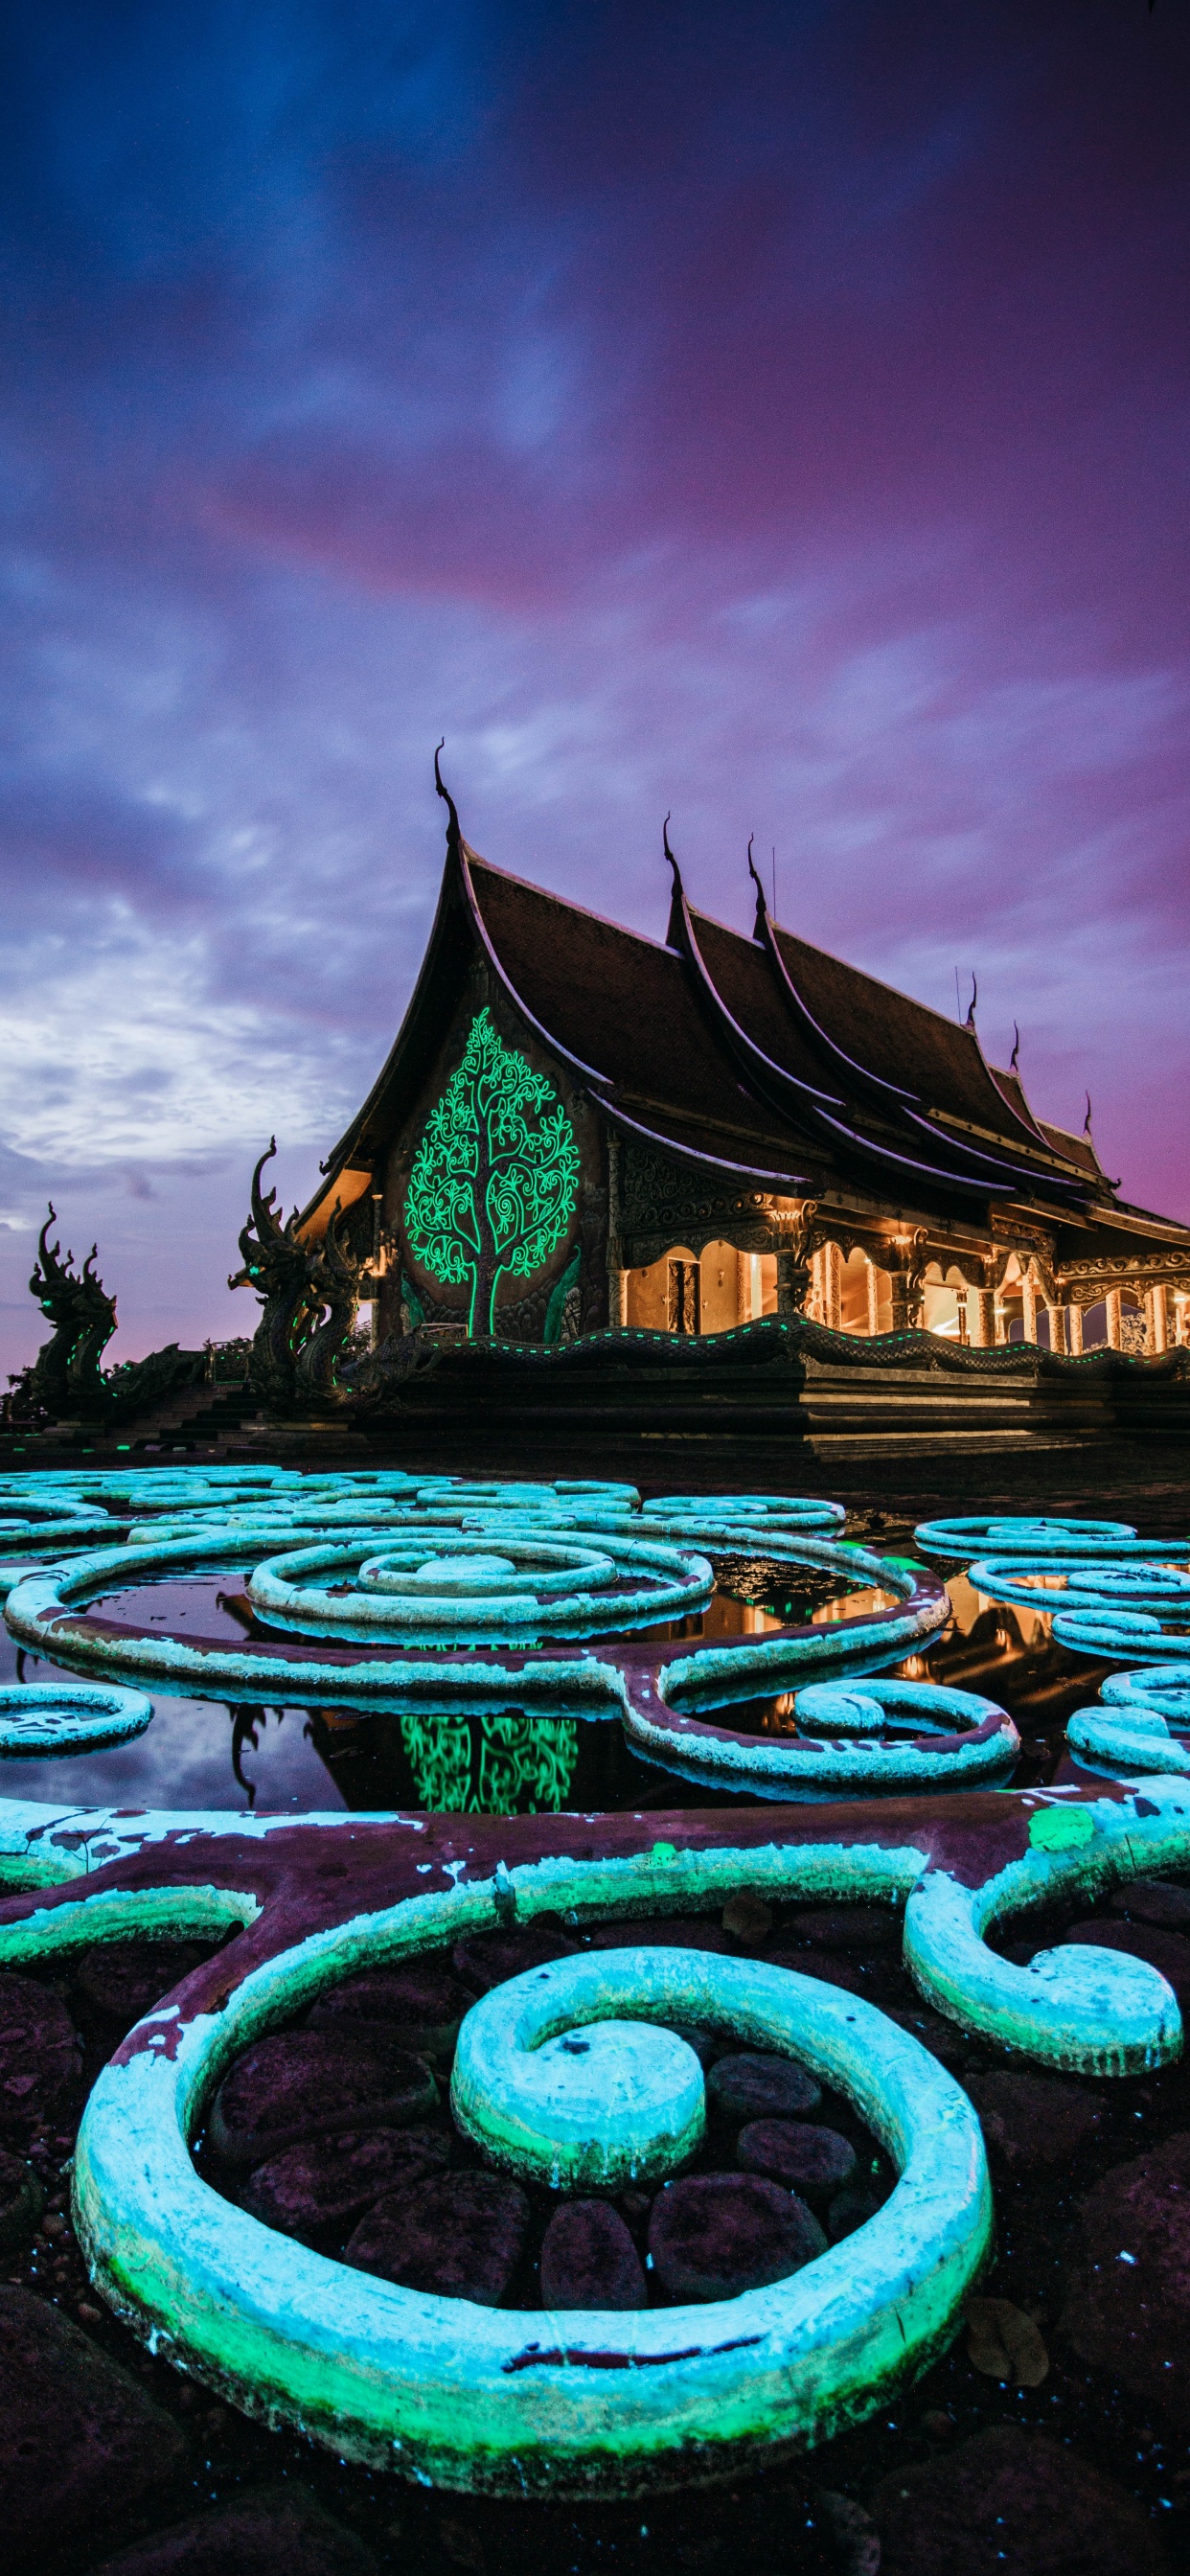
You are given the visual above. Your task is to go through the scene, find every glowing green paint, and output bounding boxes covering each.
[400,1708,579,1813]
[404,1010,580,1334]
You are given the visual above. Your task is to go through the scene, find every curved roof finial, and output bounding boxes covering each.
[964,973,978,1030]
[1084,1090,1094,1138]
[662,811,679,886]
[746,833,767,937]
[1010,1022,1020,1072]
[434,738,461,844]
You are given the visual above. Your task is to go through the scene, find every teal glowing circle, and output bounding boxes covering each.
[0,1680,153,1753]
[72,1911,992,2496]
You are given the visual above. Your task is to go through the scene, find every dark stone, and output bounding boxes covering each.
[1110,1875,1190,1928]
[452,1927,577,1993]
[764,1946,869,1998]
[1064,1917,1190,2005]
[736,2119,857,2201]
[1060,2128,1190,2434]
[706,2051,821,2125]
[241,2125,450,2242]
[0,2286,192,2571]
[346,2171,531,2303]
[308,1958,471,2058]
[0,1972,81,2139]
[76,1942,216,2030]
[827,2183,884,2242]
[538,2199,648,2311]
[872,2424,1169,2576]
[0,2149,43,2257]
[884,2006,969,2069]
[208,2030,438,2170]
[581,1915,732,1955]
[648,2173,826,2302]
[665,2021,722,2068]
[967,2071,1105,2174]
[780,1904,902,1953]
[86,2484,380,2575]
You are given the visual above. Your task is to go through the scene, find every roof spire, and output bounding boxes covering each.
[1084,1091,1094,1138]
[662,811,678,878]
[965,973,978,1031]
[746,833,767,940]
[434,739,461,846]
[1010,1022,1020,1071]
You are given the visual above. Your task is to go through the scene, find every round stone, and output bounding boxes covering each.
[346,2171,531,2303]
[1060,2128,1190,2433]
[783,1905,902,1953]
[966,2071,1105,2175]
[0,2148,43,2258]
[827,2183,884,2242]
[76,1942,216,2030]
[736,2119,858,2201]
[872,2425,1169,2576]
[648,2173,827,2302]
[706,2051,821,2126]
[452,1926,576,1993]
[207,2030,438,2170]
[538,2198,648,2312]
[308,1960,470,2057]
[1110,1876,1190,1929]
[0,1973,81,2139]
[82,2486,381,2575]
[240,2126,450,2243]
[0,2287,193,2564]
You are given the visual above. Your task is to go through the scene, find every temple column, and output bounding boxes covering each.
[866,1260,883,1336]
[818,1241,842,1331]
[1105,1289,1123,1349]
[1047,1301,1067,1355]
[888,1275,911,1333]
[970,1288,996,1347]
[1020,1268,1039,1345]
[1146,1284,1169,1354]
[775,1248,810,1319]
[1066,1303,1084,1355]
[614,1269,629,1327]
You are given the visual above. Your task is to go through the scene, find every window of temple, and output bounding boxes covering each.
[921,1266,963,1339]
[625,1245,778,1333]
[738,1252,777,1322]
[1081,1299,1109,1349]
[838,1248,871,1333]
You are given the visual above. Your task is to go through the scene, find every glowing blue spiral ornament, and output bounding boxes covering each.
[967,1555,1190,1615]
[72,1909,992,2496]
[0,1495,119,1555]
[914,1513,1188,1564]
[624,1677,1018,1797]
[1065,1698,1190,1775]
[0,1681,153,1753]
[1102,1664,1190,1717]
[1051,1601,1190,1657]
[451,1950,708,2188]
[246,1527,713,1646]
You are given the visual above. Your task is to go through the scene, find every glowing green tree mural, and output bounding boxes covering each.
[404,1009,581,1335]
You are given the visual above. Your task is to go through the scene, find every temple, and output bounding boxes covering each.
[300,770,1190,1358]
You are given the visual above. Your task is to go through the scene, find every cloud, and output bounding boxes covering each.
[1,0,1189,1378]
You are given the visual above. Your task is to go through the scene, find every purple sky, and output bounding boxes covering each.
[2,2,1188,1377]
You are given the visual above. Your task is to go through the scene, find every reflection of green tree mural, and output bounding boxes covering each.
[403,1009,581,1336]
[400,1709,578,1815]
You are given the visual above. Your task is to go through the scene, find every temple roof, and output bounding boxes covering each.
[304,793,1189,1265]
